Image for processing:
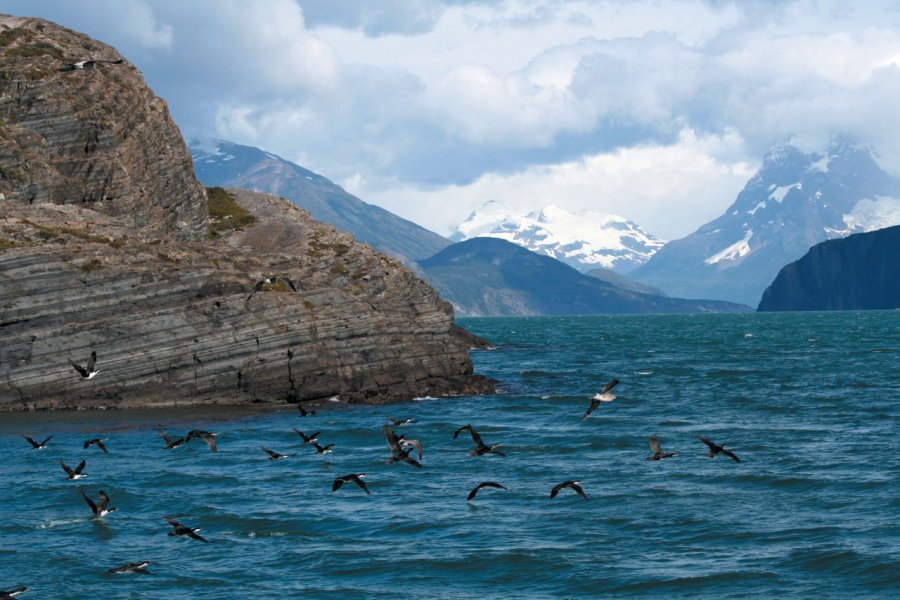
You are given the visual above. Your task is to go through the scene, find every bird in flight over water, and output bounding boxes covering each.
[697,436,741,462]
[582,378,620,420]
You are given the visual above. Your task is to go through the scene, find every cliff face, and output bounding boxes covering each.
[0,190,491,410]
[0,15,491,411]
[757,225,900,311]
[0,15,207,241]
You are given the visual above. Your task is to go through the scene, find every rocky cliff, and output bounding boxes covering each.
[0,15,491,411]
[0,15,207,241]
[757,225,900,311]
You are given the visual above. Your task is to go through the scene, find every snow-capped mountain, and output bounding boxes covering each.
[631,136,900,306]
[451,201,666,273]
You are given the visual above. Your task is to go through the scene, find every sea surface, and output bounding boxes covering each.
[1,312,898,599]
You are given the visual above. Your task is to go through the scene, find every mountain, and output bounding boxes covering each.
[631,137,900,306]
[418,237,749,316]
[452,201,666,273]
[190,139,451,263]
[758,225,900,311]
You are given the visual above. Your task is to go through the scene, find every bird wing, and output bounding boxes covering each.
[39,435,53,447]
[332,478,344,492]
[97,440,109,453]
[74,460,86,474]
[199,434,217,452]
[22,435,38,448]
[281,276,298,292]
[81,491,98,514]
[453,424,472,440]
[165,516,182,528]
[467,426,485,447]
[86,351,97,372]
[401,439,423,460]
[601,379,620,394]
[649,435,662,453]
[260,447,278,458]
[697,436,717,451]
[403,455,423,468]
[97,491,110,511]
[383,425,402,452]
[723,449,741,463]
[581,399,600,420]
[159,431,174,446]
[70,360,88,378]
[352,476,370,494]
[550,482,566,498]
[467,485,481,501]
[60,461,74,477]
[187,530,210,543]
[571,483,588,499]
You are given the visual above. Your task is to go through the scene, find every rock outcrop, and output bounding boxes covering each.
[0,15,207,241]
[0,190,492,410]
[0,15,491,411]
[757,225,900,311]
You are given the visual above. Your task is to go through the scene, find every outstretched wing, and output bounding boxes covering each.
[74,460,86,475]
[97,491,111,511]
[86,351,97,373]
[352,476,370,494]
[600,378,620,394]
[383,425,402,453]
[722,448,741,463]
[649,435,662,454]
[467,426,485,447]
[81,490,98,514]
[697,436,717,451]
[571,482,588,499]
[70,360,88,378]
[550,481,567,499]
[280,276,298,292]
[401,439,423,460]
[60,461,75,477]
[581,399,600,421]
[453,424,472,440]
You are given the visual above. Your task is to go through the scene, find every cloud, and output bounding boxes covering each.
[297,0,448,36]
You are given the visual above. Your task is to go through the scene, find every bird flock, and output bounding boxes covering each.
[6,357,741,594]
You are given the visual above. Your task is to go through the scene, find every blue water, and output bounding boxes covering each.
[1,312,898,598]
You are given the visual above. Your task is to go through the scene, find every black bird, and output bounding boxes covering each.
[453,424,505,457]
[332,473,370,494]
[69,351,99,380]
[108,561,151,574]
[0,587,27,598]
[297,404,316,417]
[247,275,298,300]
[698,436,741,462]
[186,429,218,453]
[293,428,321,444]
[467,481,507,501]
[83,438,109,453]
[550,480,587,499]
[159,431,185,449]
[60,459,87,480]
[385,415,418,426]
[165,516,209,543]
[81,490,116,519]
[261,446,289,460]
[311,442,334,454]
[384,425,422,467]
[58,58,124,71]
[581,378,620,420]
[647,435,677,461]
[21,435,52,450]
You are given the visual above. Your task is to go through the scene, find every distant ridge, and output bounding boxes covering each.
[758,225,900,311]
[190,139,451,263]
[419,237,749,316]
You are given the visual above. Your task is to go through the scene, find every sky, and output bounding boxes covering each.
[6,0,900,239]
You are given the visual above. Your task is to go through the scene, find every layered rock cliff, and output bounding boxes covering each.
[0,15,207,241]
[757,225,900,311]
[0,15,491,411]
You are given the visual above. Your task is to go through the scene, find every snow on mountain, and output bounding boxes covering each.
[451,202,666,273]
[632,135,900,306]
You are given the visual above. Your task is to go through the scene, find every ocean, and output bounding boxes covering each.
[1,312,897,599]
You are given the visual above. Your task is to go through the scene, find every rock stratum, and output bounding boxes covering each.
[0,15,491,411]
[0,15,207,241]
[757,225,900,311]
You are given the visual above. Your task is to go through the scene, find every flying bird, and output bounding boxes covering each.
[0,586,27,599]
[261,447,289,460]
[165,516,209,543]
[186,429,218,453]
[400,438,424,461]
[58,58,124,71]
[293,428,321,444]
[581,378,620,420]
[384,425,422,467]
[247,275,298,300]
[698,436,741,462]
[647,435,677,461]
[385,415,418,426]
[311,442,334,454]
[21,435,52,450]
[83,438,109,453]
[81,490,116,519]
[453,424,505,457]
[159,431,185,449]
[297,404,316,417]
[550,480,588,499]
[332,473,370,494]
[70,351,99,380]
[108,561,151,574]
[60,459,87,480]
[467,481,507,501]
